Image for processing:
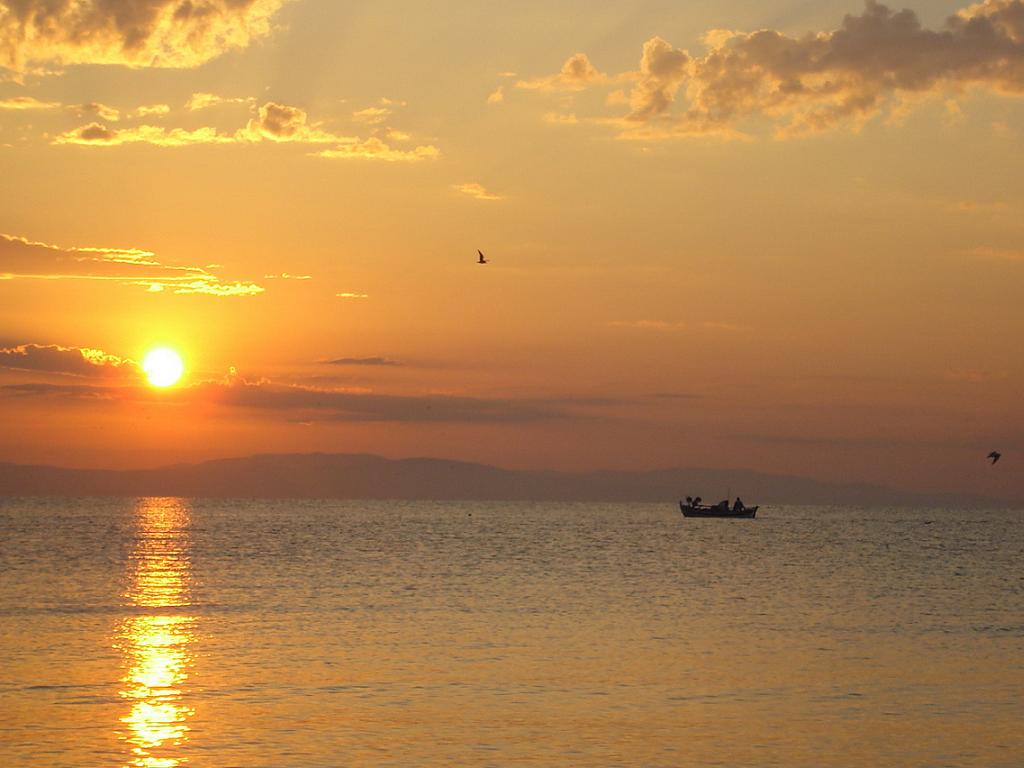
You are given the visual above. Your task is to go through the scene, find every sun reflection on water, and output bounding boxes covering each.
[116,498,196,768]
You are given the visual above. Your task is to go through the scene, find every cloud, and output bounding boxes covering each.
[325,357,401,367]
[516,52,609,91]
[187,379,572,423]
[949,199,1009,214]
[0,0,285,72]
[0,232,264,296]
[52,101,441,160]
[54,121,235,146]
[0,381,127,400]
[543,111,579,124]
[519,0,1024,138]
[134,103,170,117]
[314,137,440,162]
[0,376,575,424]
[487,86,505,104]
[71,102,120,121]
[0,95,60,110]
[185,92,251,111]
[626,37,690,122]
[352,106,391,124]
[608,319,687,331]
[944,368,1007,383]
[0,343,139,378]
[157,279,264,296]
[700,321,745,332]
[336,292,368,299]
[263,272,312,280]
[991,119,1014,135]
[240,101,340,142]
[968,245,1024,261]
[455,182,503,201]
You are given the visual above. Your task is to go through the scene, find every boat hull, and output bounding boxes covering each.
[680,502,757,518]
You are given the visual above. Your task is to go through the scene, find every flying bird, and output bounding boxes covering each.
[477,250,487,265]
[987,451,1001,465]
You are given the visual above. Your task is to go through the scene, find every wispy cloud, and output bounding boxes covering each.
[951,200,1010,214]
[71,102,120,121]
[314,138,440,162]
[0,95,60,110]
[325,357,401,367]
[608,319,687,331]
[54,122,235,146]
[0,376,576,424]
[944,368,1008,383]
[352,106,391,124]
[152,279,264,297]
[336,292,369,299]
[135,103,170,118]
[185,92,252,111]
[968,245,1024,262]
[543,112,578,125]
[455,182,504,201]
[52,100,441,161]
[1,233,264,296]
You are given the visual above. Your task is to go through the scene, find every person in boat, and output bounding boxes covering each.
[717,499,729,511]
[733,497,744,512]
[693,496,702,507]
[685,496,693,507]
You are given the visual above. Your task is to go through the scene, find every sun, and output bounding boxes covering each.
[143,348,184,388]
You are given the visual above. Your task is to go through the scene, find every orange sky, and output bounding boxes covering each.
[1,0,1022,499]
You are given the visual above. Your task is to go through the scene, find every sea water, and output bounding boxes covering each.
[0,498,1021,767]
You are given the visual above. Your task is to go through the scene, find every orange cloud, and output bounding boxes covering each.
[626,37,689,122]
[239,102,342,143]
[53,101,441,160]
[0,376,580,424]
[134,103,171,117]
[54,122,235,146]
[542,112,579,124]
[608,319,687,331]
[516,53,609,92]
[968,245,1024,262]
[455,182,503,201]
[185,92,252,111]
[325,357,401,367]
[352,106,392,124]
[0,343,139,379]
[0,95,60,110]
[0,233,264,296]
[519,0,1024,139]
[0,0,285,72]
[69,102,120,121]
[314,138,440,162]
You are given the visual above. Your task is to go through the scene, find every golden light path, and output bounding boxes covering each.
[142,349,184,388]
[116,498,196,768]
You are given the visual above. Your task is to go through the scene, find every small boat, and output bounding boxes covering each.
[679,500,757,518]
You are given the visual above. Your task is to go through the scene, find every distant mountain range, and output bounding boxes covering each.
[0,452,1010,507]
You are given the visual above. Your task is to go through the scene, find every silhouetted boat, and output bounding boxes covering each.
[679,501,757,518]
